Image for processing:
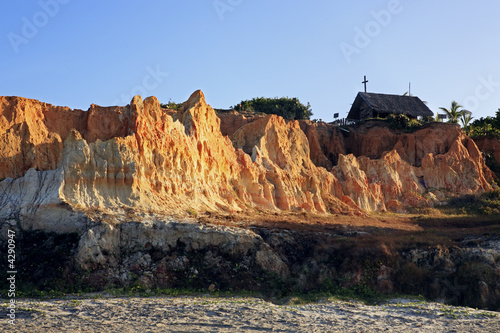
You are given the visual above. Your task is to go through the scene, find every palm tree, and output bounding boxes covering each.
[460,110,473,135]
[439,101,464,124]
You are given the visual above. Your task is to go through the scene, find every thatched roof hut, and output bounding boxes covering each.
[346,92,433,121]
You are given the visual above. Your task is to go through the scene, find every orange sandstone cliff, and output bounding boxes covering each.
[2,94,499,311]
[0,91,496,233]
[474,136,500,178]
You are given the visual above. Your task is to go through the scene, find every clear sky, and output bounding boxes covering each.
[1,0,499,122]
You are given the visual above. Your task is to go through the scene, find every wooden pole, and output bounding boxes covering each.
[362,76,368,93]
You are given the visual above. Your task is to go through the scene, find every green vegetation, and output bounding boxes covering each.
[439,100,466,124]
[10,284,385,307]
[187,208,198,217]
[436,102,500,139]
[463,109,500,176]
[469,109,500,139]
[233,97,313,120]
[160,99,183,111]
[359,114,429,132]
[67,299,83,307]
[384,114,425,132]
[460,110,474,135]
[434,112,444,122]
[443,189,500,215]
[437,100,481,135]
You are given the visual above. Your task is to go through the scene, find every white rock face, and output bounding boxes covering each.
[0,168,88,234]
[75,218,290,277]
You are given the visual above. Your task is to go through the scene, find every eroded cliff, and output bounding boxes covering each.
[1,91,499,310]
[0,91,496,233]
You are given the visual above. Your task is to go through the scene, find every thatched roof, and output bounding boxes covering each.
[347,92,433,121]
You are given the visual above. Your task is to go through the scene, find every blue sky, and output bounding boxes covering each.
[1,0,499,122]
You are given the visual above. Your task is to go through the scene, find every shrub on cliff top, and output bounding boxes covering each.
[233,97,313,120]
[387,114,420,130]
[376,114,424,132]
[160,99,183,111]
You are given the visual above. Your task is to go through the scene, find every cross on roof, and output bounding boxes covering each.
[362,76,368,93]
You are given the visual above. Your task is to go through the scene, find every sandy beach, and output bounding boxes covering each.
[2,295,499,332]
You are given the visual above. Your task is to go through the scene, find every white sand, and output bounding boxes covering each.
[2,296,499,332]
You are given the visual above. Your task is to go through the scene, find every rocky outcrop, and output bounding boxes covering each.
[3,216,499,310]
[298,120,346,169]
[0,91,357,236]
[0,97,71,180]
[1,92,245,232]
[343,121,462,166]
[0,96,135,180]
[0,92,496,229]
[1,92,499,311]
[420,135,493,194]
[75,218,290,286]
[231,115,347,213]
[299,120,495,211]
[329,142,494,213]
[217,110,266,137]
[300,119,486,170]
[0,93,345,221]
[475,137,500,163]
[474,136,500,178]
